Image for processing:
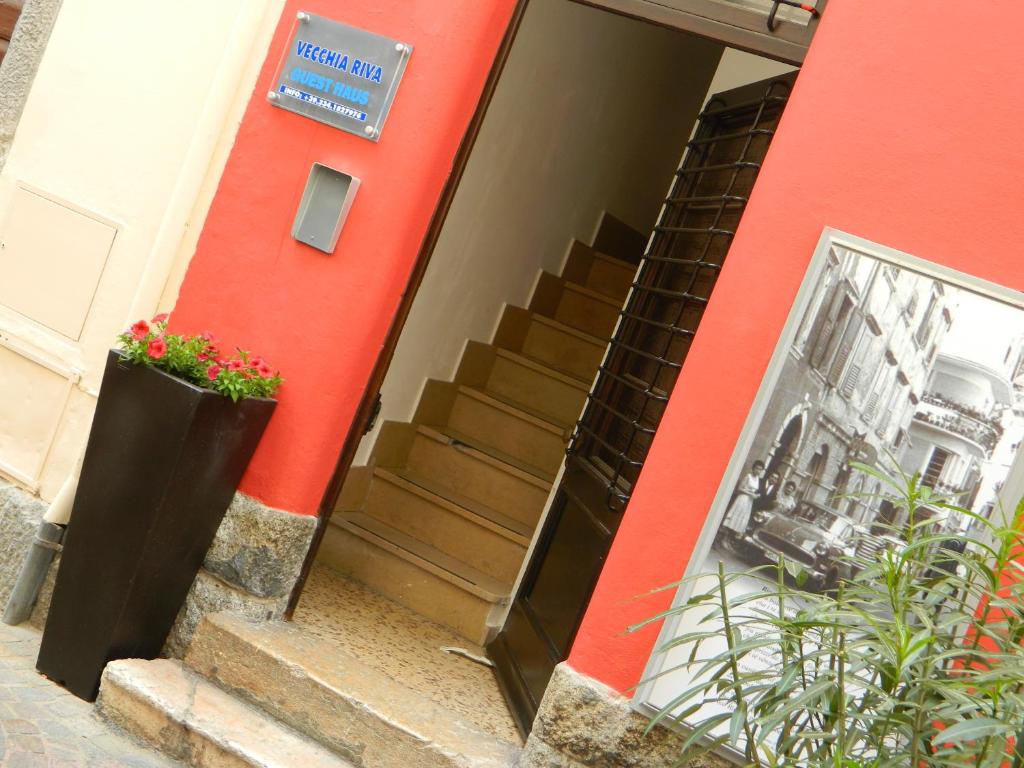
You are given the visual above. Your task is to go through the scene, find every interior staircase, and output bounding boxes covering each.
[92,220,644,768]
[319,235,638,647]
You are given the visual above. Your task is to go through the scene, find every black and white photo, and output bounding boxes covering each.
[640,229,1024,725]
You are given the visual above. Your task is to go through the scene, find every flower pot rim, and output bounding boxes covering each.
[110,349,277,404]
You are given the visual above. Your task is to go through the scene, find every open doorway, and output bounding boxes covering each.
[289,0,802,748]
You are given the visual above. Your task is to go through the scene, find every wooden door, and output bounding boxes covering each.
[488,72,798,735]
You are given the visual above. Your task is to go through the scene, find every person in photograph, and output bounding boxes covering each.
[775,481,798,515]
[719,460,765,548]
[753,470,782,514]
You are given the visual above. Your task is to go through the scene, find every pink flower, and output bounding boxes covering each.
[206,364,221,381]
[147,337,167,360]
[152,313,169,324]
[130,320,150,341]
[256,362,275,379]
[197,352,209,362]
[227,360,246,372]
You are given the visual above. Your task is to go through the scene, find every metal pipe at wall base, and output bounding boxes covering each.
[2,522,64,626]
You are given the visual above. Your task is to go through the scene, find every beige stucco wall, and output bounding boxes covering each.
[355,0,725,463]
[0,0,283,500]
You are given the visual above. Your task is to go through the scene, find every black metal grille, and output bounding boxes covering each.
[566,78,794,514]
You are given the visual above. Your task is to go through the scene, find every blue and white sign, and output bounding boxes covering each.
[269,12,412,141]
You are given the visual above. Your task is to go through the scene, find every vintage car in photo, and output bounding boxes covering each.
[746,500,861,591]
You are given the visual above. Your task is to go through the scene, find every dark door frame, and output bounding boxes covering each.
[285,0,822,618]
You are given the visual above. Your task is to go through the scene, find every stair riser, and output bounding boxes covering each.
[184,625,451,768]
[318,528,500,645]
[98,681,205,767]
[447,393,567,475]
[586,257,635,300]
[405,433,548,527]
[521,320,606,381]
[485,356,588,426]
[554,289,620,339]
[365,478,526,583]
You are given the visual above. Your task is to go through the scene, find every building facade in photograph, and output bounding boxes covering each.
[741,245,951,530]
[3,1,1024,767]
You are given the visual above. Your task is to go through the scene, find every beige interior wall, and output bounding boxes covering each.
[355,0,724,463]
[0,0,283,500]
[703,47,796,102]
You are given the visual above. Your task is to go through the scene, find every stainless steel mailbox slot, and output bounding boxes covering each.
[292,163,361,253]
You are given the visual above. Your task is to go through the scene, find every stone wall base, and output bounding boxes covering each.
[0,481,56,629]
[519,663,736,768]
[0,481,315,656]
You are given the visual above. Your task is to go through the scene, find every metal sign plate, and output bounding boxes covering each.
[268,12,412,141]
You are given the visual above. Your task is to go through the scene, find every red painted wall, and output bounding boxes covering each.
[170,0,516,515]
[569,1,1024,693]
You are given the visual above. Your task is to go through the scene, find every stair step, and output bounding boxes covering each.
[560,240,636,302]
[521,314,607,381]
[320,513,510,644]
[586,251,636,300]
[400,424,551,528]
[485,348,589,426]
[361,467,529,582]
[446,385,568,475]
[98,658,354,768]
[440,425,556,484]
[553,281,622,339]
[383,467,532,541]
[185,613,521,768]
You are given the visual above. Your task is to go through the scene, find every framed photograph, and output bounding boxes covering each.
[634,228,1024,752]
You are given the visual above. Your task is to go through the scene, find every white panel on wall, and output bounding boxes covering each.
[0,187,116,340]
[0,343,73,488]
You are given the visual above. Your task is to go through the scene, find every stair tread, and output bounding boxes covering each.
[562,279,626,309]
[339,512,512,601]
[377,466,532,543]
[591,248,637,273]
[492,347,591,389]
[418,424,557,486]
[457,384,572,434]
[530,313,607,347]
[101,659,354,767]
[193,610,522,765]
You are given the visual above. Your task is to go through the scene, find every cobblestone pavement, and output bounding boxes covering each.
[0,622,182,767]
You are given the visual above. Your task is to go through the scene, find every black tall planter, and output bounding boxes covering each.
[36,350,276,700]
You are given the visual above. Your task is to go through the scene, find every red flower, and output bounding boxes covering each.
[206,364,221,381]
[227,359,246,372]
[197,352,210,362]
[249,357,265,368]
[152,313,169,324]
[130,320,150,341]
[147,337,168,360]
[256,362,275,379]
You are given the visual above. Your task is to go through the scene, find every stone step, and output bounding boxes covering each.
[319,513,510,644]
[521,314,607,381]
[360,466,529,583]
[97,658,354,768]
[553,281,622,339]
[401,424,551,528]
[445,385,569,475]
[185,613,521,768]
[484,348,589,426]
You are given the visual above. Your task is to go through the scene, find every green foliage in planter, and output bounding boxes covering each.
[636,462,1024,768]
[117,315,282,402]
